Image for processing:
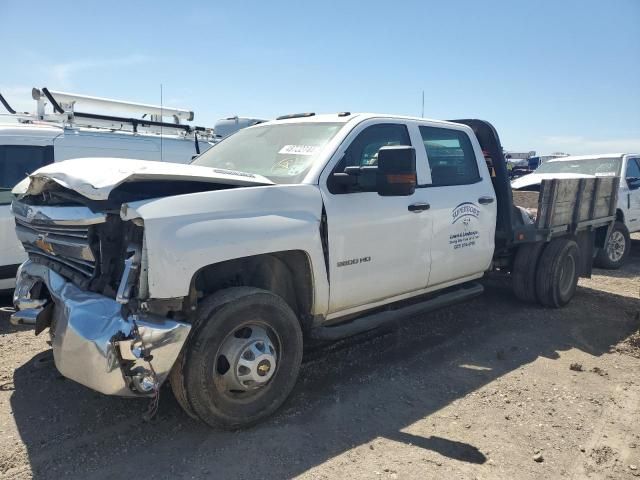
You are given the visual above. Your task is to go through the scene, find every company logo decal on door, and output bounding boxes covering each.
[451,202,480,224]
[449,202,480,250]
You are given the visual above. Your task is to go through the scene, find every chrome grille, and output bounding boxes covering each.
[12,202,106,282]
[16,219,96,278]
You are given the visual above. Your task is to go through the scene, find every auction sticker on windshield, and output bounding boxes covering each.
[278,145,319,155]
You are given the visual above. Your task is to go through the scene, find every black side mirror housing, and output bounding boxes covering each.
[376,146,417,196]
[329,163,377,192]
[627,177,640,190]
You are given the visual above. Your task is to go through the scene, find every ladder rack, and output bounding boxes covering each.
[0,87,216,141]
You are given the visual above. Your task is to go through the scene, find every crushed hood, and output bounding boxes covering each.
[13,157,274,201]
[511,172,595,189]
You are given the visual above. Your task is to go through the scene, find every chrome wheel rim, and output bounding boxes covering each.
[606,231,626,263]
[214,323,279,398]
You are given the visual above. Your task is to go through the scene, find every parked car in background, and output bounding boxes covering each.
[509,163,532,179]
[512,153,640,268]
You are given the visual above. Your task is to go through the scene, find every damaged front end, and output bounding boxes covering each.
[10,199,191,397]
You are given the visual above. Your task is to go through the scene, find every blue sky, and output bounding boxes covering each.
[1,0,638,154]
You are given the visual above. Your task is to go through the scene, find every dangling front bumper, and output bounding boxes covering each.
[12,260,191,397]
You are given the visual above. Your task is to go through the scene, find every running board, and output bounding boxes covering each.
[309,282,484,341]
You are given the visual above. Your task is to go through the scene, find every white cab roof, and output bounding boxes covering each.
[260,113,464,128]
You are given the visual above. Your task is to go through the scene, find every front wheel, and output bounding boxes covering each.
[172,287,303,429]
[594,221,630,269]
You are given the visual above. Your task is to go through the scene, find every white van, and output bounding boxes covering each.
[0,88,264,290]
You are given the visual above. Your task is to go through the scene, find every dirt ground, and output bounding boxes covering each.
[0,236,638,480]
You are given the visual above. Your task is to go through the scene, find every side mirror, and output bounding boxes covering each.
[627,177,640,190]
[376,146,417,196]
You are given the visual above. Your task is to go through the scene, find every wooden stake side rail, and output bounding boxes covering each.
[511,177,619,243]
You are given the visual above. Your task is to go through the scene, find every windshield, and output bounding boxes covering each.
[192,122,344,183]
[535,157,621,176]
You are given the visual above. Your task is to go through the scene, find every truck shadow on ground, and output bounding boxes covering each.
[7,252,640,479]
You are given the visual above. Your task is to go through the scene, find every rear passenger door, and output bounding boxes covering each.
[416,124,497,287]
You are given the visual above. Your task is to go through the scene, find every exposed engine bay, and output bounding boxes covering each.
[12,176,246,299]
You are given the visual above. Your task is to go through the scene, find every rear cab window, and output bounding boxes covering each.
[419,126,480,186]
[0,145,54,204]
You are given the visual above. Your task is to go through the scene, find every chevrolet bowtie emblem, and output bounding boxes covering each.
[35,235,55,255]
[26,207,36,222]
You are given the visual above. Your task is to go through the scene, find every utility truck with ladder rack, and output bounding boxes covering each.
[9,113,617,428]
[0,87,264,290]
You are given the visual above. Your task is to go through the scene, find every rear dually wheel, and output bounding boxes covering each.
[535,238,580,308]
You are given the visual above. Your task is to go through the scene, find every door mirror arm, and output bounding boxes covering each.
[331,166,377,192]
[328,147,417,196]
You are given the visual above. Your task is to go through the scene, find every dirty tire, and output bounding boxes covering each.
[535,238,580,308]
[169,351,199,420]
[512,242,546,303]
[182,287,303,429]
[594,221,630,269]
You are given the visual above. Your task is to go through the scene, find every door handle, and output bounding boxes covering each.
[408,202,430,212]
[478,196,495,205]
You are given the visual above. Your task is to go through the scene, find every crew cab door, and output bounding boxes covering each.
[624,156,640,231]
[319,120,432,314]
[415,123,497,287]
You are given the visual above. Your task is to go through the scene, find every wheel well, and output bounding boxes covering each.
[189,251,314,326]
[616,209,624,223]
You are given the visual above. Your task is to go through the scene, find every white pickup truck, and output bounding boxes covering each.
[512,153,640,268]
[9,113,618,428]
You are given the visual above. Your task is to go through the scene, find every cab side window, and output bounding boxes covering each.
[626,158,640,179]
[329,123,411,194]
[343,123,411,168]
[419,126,480,186]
